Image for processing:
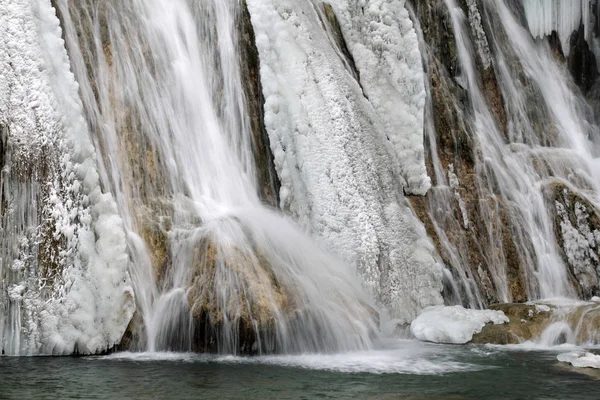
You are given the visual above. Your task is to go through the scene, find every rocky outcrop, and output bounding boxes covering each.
[187,239,297,353]
[470,303,553,344]
[471,302,600,345]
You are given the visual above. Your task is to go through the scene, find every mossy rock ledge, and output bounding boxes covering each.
[470,302,600,345]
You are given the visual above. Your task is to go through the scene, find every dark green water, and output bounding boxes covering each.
[1,341,599,399]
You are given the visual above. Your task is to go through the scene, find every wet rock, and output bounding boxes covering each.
[470,303,553,344]
[117,311,146,352]
[187,239,298,354]
[238,1,281,207]
[470,301,600,345]
[568,23,599,94]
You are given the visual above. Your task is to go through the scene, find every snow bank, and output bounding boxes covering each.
[558,351,600,368]
[521,0,593,56]
[410,306,509,344]
[0,0,135,355]
[245,0,443,323]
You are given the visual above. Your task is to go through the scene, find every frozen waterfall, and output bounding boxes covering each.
[52,0,431,354]
[0,0,135,355]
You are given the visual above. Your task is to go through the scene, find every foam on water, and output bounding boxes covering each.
[98,340,489,375]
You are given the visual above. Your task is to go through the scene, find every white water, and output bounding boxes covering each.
[98,340,488,375]
[55,0,380,354]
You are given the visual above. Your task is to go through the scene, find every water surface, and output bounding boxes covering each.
[2,341,599,399]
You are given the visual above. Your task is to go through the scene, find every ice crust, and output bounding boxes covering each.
[327,0,431,195]
[555,197,600,294]
[245,0,443,323]
[410,306,509,344]
[0,1,135,355]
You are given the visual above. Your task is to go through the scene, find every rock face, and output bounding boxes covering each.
[407,0,532,306]
[406,0,600,309]
[187,240,296,353]
[238,1,281,206]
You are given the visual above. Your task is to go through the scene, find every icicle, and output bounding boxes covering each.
[521,0,594,56]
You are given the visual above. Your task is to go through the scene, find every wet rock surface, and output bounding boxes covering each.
[470,301,600,345]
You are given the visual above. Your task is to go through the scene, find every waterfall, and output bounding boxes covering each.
[5,0,600,356]
[245,0,444,325]
[54,0,379,354]
[415,0,600,307]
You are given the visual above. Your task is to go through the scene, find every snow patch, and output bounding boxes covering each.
[535,304,551,313]
[410,305,509,344]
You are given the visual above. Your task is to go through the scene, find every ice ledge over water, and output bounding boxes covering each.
[0,0,135,355]
[410,306,509,344]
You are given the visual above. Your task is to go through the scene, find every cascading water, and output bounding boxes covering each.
[5,0,600,357]
[414,0,600,308]
[448,0,576,299]
[54,0,378,354]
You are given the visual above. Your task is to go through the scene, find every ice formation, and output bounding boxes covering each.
[410,306,509,344]
[555,199,600,294]
[246,0,443,324]
[327,0,430,195]
[0,0,135,355]
[466,0,492,68]
[557,351,600,368]
[521,0,595,56]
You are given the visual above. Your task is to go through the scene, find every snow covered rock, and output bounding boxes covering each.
[547,182,600,298]
[410,305,508,344]
[558,351,600,368]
